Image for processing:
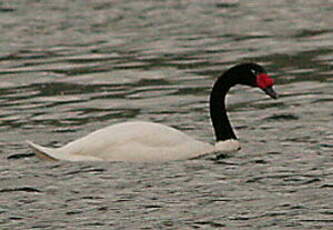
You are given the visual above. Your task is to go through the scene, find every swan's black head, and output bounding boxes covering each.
[227,63,278,99]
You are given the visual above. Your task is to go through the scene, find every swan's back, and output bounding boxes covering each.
[28,121,214,162]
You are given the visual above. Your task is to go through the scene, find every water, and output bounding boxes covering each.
[1,0,333,229]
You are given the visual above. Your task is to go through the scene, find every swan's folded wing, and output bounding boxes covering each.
[26,140,101,161]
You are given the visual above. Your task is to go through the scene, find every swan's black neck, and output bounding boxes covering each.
[209,63,275,141]
[210,70,240,141]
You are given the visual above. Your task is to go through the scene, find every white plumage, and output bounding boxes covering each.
[27,121,239,162]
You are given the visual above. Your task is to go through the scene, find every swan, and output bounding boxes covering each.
[27,63,278,162]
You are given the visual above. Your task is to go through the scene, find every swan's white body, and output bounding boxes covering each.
[27,121,240,162]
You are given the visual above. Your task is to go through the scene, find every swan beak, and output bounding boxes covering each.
[262,86,278,99]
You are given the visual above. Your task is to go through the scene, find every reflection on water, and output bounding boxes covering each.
[0,0,332,229]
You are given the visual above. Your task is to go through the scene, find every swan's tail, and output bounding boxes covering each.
[26,140,59,161]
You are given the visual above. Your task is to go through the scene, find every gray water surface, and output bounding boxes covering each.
[1,0,333,229]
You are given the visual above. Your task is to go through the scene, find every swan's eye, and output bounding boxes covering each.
[250,69,257,76]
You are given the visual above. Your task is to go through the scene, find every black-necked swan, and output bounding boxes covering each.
[27,63,278,162]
